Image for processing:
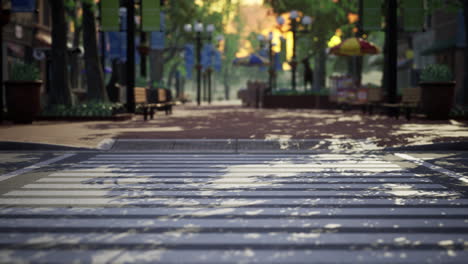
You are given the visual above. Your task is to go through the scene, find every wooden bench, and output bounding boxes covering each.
[364,88,384,115]
[134,87,175,121]
[381,87,421,120]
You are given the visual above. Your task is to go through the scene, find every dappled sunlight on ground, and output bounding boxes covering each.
[1,103,468,148]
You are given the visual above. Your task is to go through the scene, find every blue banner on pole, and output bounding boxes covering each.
[184,44,194,79]
[274,52,282,71]
[135,36,140,65]
[120,32,127,62]
[160,12,166,31]
[108,32,121,60]
[259,49,268,72]
[11,0,36,12]
[151,32,165,50]
[120,7,127,31]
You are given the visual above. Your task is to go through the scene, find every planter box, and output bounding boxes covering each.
[263,95,331,109]
[420,81,456,120]
[4,80,42,124]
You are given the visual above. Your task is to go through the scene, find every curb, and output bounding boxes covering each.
[0,141,95,151]
[385,141,468,151]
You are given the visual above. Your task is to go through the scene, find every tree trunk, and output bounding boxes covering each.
[48,0,72,106]
[150,50,164,88]
[82,3,107,101]
[70,24,82,90]
[106,59,120,102]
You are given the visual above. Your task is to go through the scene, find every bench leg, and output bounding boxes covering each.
[405,107,412,121]
[368,105,373,115]
[143,107,148,121]
[150,107,155,120]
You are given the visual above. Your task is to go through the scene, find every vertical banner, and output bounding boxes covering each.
[142,0,160,32]
[11,0,36,12]
[160,12,166,31]
[120,32,127,62]
[184,44,194,79]
[363,0,382,31]
[274,52,282,71]
[201,44,213,70]
[402,0,425,31]
[108,32,121,60]
[101,0,120,31]
[151,32,165,50]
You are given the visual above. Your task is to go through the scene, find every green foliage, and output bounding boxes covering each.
[136,76,149,87]
[10,62,40,81]
[41,101,124,117]
[420,64,453,82]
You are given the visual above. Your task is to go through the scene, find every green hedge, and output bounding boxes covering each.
[41,102,125,117]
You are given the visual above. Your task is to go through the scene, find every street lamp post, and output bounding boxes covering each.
[184,22,214,106]
[277,12,312,91]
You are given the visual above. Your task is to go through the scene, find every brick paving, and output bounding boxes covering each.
[1,101,468,149]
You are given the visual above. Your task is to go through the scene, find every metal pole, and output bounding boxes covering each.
[0,5,7,122]
[140,32,147,77]
[99,1,106,74]
[291,19,297,91]
[126,0,135,113]
[196,32,201,106]
[268,35,273,91]
[208,69,212,104]
[386,0,397,105]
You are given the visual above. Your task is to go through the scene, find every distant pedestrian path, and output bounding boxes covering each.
[1,102,468,150]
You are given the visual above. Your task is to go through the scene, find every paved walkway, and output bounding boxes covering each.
[1,101,468,150]
[1,152,468,263]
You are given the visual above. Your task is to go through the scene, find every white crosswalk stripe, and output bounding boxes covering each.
[0,153,467,264]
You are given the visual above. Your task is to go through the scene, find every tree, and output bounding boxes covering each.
[48,0,73,106]
[148,0,225,92]
[265,0,356,91]
[65,0,83,91]
[82,0,108,101]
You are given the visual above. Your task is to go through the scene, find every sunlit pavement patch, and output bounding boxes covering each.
[1,153,468,263]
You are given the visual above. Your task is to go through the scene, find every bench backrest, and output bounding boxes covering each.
[158,88,167,102]
[134,87,148,104]
[402,87,421,105]
[367,88,383,103]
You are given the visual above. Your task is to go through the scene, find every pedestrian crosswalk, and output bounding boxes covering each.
[0,153,468,263]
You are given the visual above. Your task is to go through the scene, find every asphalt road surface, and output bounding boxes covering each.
[0,150,468,263]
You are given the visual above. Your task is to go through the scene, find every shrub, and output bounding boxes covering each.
[41,101,125,117]
[10,62,40,81]
[420,64,453,82]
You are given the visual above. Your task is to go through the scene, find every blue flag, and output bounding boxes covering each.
[184,44,194,79]
[151,32,165,50]
[108,32,121,60]
[12,0,36,12]
[274,52,282,71]
[201,44,214,70]
[120,32,127,62]
[120,7,127,31]
[160,12,166,31]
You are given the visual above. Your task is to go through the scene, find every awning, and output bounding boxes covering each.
[35,31,52,47]
[420,38,458,56]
